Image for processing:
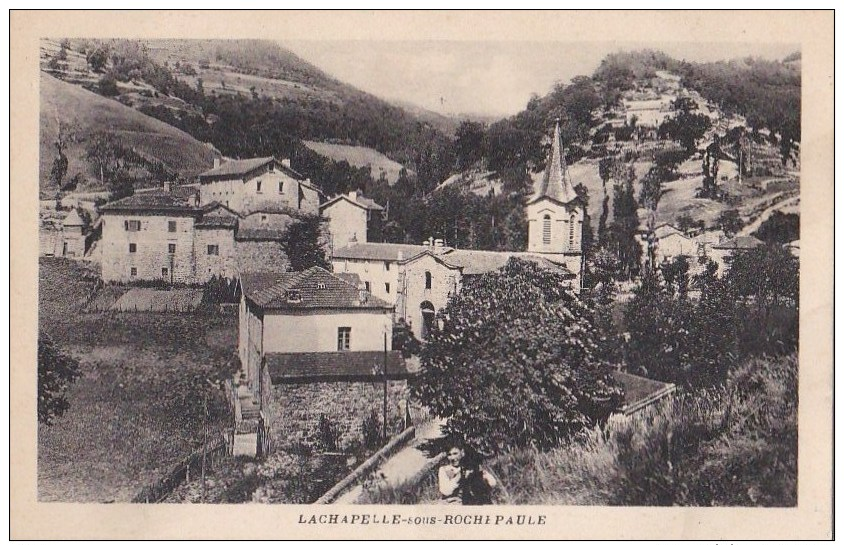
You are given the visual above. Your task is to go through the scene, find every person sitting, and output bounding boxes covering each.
[438,444,465,504]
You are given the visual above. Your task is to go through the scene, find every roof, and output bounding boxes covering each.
[611,370,676,416]
[712,235,764,250]
[266,351,410,383]
[653,224,684,239]
[196,215,238,229]
[62,208,86,227]
[332,242,432,262]
[99,187,200,213]
[440,250,576,277]
[527,120,579,205]
[320,193,385,212]
[240,266,393,310]
[198,156,305,181]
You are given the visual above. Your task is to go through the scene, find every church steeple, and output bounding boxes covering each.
[528,118,578,205]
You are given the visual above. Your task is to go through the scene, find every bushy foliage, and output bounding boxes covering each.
[38,333,81,425]
[626,244,798,387]
[476,353,797,506]
[754,211,799,245]
[414,259,623,455]
[279,214,330,271]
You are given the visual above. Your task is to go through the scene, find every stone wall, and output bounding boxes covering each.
[235,240,290,274]
[260,370,410,453]
[195,227,237,282]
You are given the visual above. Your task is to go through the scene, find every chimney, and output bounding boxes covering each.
[422,240,431,248]
[163,180,172,193]
[397,250,404,261]
[358,287,369,304]
[348,190,358,201]
[434,239,445,255]
[281,158,291,168]
[349,232,358,247]
[213,157,221,169]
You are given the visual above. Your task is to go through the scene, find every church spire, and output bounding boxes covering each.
[528,118,578,204]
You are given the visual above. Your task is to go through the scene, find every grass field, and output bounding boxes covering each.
[38,258,237,502]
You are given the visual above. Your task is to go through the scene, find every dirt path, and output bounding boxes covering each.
[739,194,800,237]
[333,418,446,504]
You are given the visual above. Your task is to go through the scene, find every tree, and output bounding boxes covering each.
[38,333,81,425]
[414,259,623,454]
[98,73,119,97]
[454,120,485,170]
[86,47,108,72]
[50,122,70,189]
[717,209,743,237]
[85,133,134,199]
[607,165,641,279]
[279,214,330,271]
[754,211,799,245]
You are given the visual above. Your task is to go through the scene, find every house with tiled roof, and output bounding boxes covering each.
[238,266,411,453]
[320,190,385,250]
[198,156,322,215]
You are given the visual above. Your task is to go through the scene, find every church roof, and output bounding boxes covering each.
[528,120,579,205]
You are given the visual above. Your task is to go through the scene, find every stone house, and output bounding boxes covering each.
[98,185,298,284]
[320,190,384,251]
[238,266,411,452]
[710,235,764,275]
[198,156,321,215]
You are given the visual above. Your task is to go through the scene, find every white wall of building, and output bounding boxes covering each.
[262,309,393,353]
[323,200,369,248]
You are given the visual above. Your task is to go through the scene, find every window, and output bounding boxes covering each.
[278,181,284,193]
[168,243,176,254]
[364,281,371,292]
[125,220,141,232]
[256,181,263,193]
[543,215,551,245]
[286,289,301,303]
[161,267,169,278]
[425,271,432,290]
[261,215,268,223]
[337,327,351,351]
[385,262,391,272]
[269,162,275,172]
[317,282,327,290]
[129,243,137,253]
[130,267,137,277]
[207,244,219,256]
[569,213,577,248]
[168,220,177,233]
[385,282,390,294]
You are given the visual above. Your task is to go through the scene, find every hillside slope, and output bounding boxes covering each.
[302,141,408,185]
[40,72,216,195]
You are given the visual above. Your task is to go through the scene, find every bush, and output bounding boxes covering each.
[361,410,382,451]
[313,414,341,452]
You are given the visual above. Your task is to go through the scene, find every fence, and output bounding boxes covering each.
[131,434,230,504]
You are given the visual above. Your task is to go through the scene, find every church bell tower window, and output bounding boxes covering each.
[542,215,551,245]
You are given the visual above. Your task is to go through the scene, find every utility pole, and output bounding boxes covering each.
[200,389,208,503]
[382,331,388,441]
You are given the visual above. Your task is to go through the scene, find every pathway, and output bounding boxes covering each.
[333,418,446,504]
[738,194,800,237]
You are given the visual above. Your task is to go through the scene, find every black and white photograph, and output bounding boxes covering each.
[11,9,833,540]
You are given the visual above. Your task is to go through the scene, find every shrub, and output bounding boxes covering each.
[313,414,341,452]
[361,410,382,451]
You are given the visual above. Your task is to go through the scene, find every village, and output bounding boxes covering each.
[36,39,800,506]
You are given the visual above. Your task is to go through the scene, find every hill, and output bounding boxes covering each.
[40,72,216,195]
[42,38,455,194]
[302,141,409,185]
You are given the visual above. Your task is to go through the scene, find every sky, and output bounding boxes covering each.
[282,40,798,118]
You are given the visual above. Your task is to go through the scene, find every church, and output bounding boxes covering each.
[326,120,586,339]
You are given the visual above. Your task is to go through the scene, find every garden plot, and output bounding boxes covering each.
[110,288,204,312]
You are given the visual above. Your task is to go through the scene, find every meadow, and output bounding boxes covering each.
[38,258,237,502]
